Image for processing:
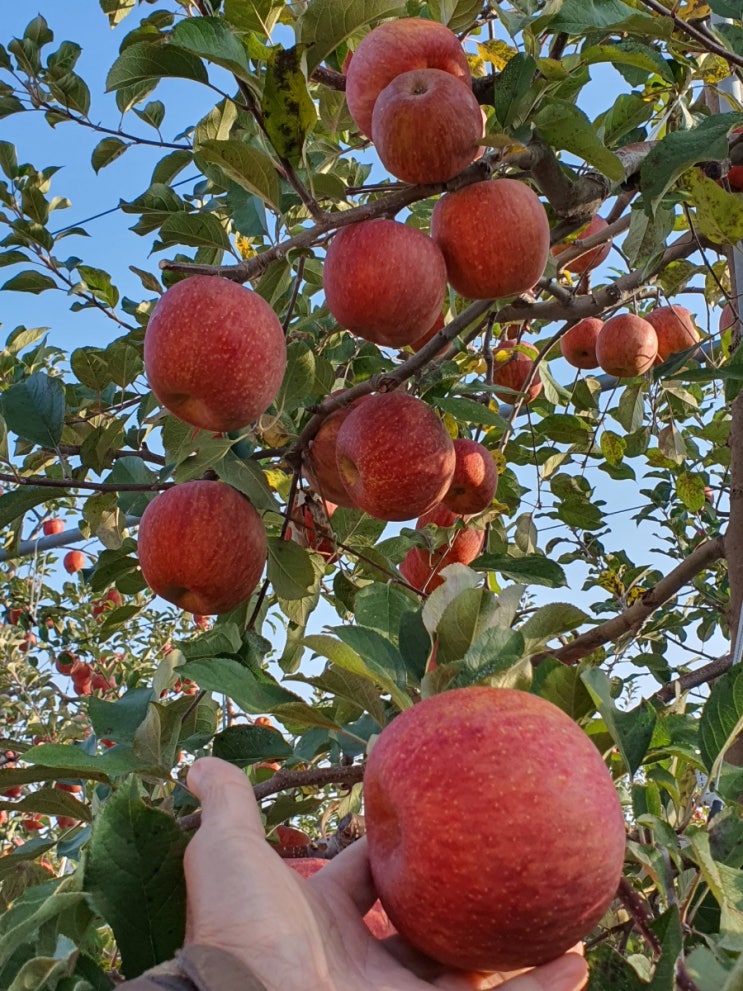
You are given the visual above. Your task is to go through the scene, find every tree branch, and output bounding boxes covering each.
[636,0,743,75]
[0,473,171,494]
[654,653,732,704]
[548,536,726,665]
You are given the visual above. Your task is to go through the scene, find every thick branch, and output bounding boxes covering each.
[0,472,170,494]
[654,654,732,704]
[177,763,365,832]
[549,536,726,665]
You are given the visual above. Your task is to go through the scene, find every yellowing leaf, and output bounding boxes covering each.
[477,40,518,70]
[235,234,257,259]
[699,54,730,84]
[686,168,743,245]
[676,0,710,18]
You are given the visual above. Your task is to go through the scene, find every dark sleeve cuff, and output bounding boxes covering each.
[119,945,269,991]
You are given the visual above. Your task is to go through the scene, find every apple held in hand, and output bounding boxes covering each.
[323,219,447,348]
[442,438,497,515]
[644,304,700,362]
[345,17,471,139]
[137,480,267,615]
[335,392,455,521]
[364,686,625,971]
[431,178,550,300]
[371,68,483,185]
[560,317,603,370]
[144,275,287,433]
[595,313,658,377]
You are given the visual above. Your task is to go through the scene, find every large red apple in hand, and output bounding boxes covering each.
[323,219,447,348]
[144,275,286,432]
[345,17,471,139]
[364,686,625,971]
[371,68,483,185]
[138,480,267,614]
[335,392,455,521]
[431,179,550,300]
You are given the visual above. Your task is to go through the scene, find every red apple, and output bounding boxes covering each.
[345,17,471,140]
[275,824,311,848]
[57,816,80,829]
[560,317,603,370]
[335,393,455,521]
[286,497,338,563]
[492,341,542,404]
[63,550,86,574]
[137,480,267,615]
[55,651,77,675]
[442,439,497,515]
[553,215,612,274]
[323,219,447,348]
[364,686,626,971]
[644,304,700,362]
[304,396,369,507]
[431,179,550,300]
[144,275,287,433]
[371,68,483,185]
[92,588,123,620]
[285,858,396,940]
[720,302,737,334]
[43,518,64,536]
[595,313,658,377]
[399,503,485,592]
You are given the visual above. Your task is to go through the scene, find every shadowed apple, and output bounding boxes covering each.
[442,438,497,515]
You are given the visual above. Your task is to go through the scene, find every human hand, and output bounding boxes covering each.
[183,757,588,991]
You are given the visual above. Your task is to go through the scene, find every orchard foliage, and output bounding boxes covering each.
[0,0,742,988]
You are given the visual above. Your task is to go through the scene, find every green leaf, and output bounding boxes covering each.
[699,666,743,774]
[212,724,293,765]
[86,778,188,979]
[77,265,119,306]
[640,113,743,215]
[297,665,387,728]
[579,40,674,83]
[298,0,407,75]
[456,627,530,690]
[267,537,318,600]
[353,583,417,642]
[99,0,136,27]
[0,140,18,178]
[196,139,281,210]
[179,656,307,714]
[676,471,706,512]
[492,52,536,129]
[537,0,665,35]
[2,371,65,447]
[519,602,590,648]
[170,17,256,89]
[88,688,155,745]
[276,341,317,412]
[428,0,482,33]
[224,0,284,36]
[581,668,656,775]
[600,430,627,467]
[24,742,157,779]
[533,101,624,182]
[106,41,208,94]
[154,211,231,252]
[1,270,57,294]
[304,632,411,711]
[71,346,111,390]
[91,137,128,173]
[436,396,508,428]
[262,46,317,164]
[472,553,567,588]
[215,452,280,514]
[330,624,408,696]
[0,889,89,972]
[534,660,596,721]
[0,485,68,530]
[687,168,743,246]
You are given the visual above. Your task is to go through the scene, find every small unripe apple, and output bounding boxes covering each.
[492,341,542,404]
[560,317,603,370]
[442,439,497,515]
[323,219,447,348]
[63,550,86,574]
[553,215,611,274]
[144,275,287,433]
[43,518,64,536]
[644,304,700,362]
[137,480,267,615]
[431,179,550,300]
[364,686,626,971]
[595,313,658,377]
[345,17,471,139]
[371,68,483,185]
[335,393,455,521]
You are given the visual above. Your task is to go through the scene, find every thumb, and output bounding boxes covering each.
[186,756,264,836]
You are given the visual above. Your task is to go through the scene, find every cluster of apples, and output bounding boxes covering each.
[54,649,117,696]
[136,275,287,615]
[559,303,700,376]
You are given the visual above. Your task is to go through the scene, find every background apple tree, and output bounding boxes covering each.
[0,0,743,988]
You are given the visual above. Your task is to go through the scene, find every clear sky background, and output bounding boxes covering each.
[0,3,730,696]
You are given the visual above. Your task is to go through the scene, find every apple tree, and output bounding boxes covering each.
[0,0,742,987]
